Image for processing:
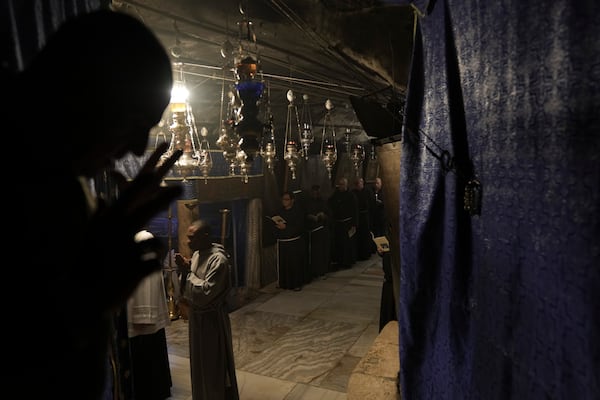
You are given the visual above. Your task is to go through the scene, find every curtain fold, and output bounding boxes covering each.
[399,0,600,398]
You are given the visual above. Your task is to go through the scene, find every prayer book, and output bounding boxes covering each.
[371,232,390,252]
[270,215,286,225]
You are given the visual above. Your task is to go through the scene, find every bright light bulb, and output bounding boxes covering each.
[170,81,189,112]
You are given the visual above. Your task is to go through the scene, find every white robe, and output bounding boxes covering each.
[127,230,171,337]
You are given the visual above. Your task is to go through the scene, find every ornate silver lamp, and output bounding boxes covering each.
[198,126,213,184]
[216,123,240,176]
[260,84,277,170]
[299,94,314,160]
[320,99,337,179]
[261,114,277,170]
[283,89,301,180]
[161,71,202,181]
[236,149,251,184]
[350,143,365,176]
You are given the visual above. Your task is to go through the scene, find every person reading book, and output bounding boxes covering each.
[270,215,286,225]
[273,191,306,290]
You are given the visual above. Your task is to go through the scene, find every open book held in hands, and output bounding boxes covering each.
[371,232,390,252]
[270,215,286,225]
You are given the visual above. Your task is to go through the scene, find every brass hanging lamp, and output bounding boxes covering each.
[320,99,337,179]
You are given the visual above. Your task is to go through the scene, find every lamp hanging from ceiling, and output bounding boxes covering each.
[344,127,365,176]
[216,71,241,177]
[161,63,201,181]
[216,127,240,176]
[236,148,251,184]
[260,82,277,170]
[261,124,277,170]
[299,94,314,160]
[198,126,213,183]
[233,55,264,165]
[284,89,301,180]
[232,8,264,168]
[344,128,352,153]
[350,142,365,177]
[320,99,337,179]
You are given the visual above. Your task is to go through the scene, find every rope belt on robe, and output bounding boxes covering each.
[277,235,302,242]
[309,226,324,233]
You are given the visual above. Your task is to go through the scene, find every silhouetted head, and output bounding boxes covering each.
[19,10,173,177]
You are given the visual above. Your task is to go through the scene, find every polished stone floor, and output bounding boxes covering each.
[165,254,385,400]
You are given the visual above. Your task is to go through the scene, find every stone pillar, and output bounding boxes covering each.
[245,198,262,289]
[375,141,401,316]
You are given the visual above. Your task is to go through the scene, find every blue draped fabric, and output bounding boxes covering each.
[399,1,600,399]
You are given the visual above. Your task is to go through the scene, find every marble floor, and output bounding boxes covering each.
[165,254,385,400]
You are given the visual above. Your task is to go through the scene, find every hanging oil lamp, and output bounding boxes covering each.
[216,123,239,176]
[198,126,213,184]
[320,99,337,179]
[299,94,314,160]
[283,89,301,180]
[350,143,365,177]
[261,114,277,170]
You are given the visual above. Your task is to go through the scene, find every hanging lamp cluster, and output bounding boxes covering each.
[154,7,351,185]
[215,5,265,183]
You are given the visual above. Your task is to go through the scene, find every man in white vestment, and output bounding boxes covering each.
[126,230,172,399]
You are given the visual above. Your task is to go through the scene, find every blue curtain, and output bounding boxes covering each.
[399,1,600,399]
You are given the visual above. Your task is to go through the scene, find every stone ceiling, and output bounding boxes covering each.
[113,0,415,145]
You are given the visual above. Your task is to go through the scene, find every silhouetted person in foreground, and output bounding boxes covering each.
[6,10,182,400]
[175,219,239,400]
